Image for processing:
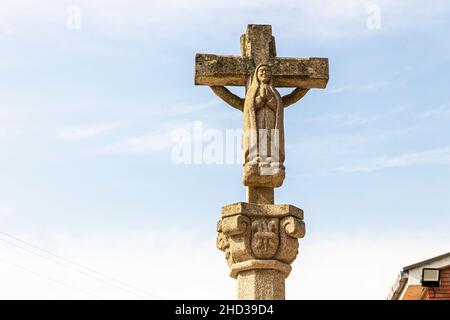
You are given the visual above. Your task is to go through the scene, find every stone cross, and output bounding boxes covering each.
[194,25,329,300]
[196,24,328,205]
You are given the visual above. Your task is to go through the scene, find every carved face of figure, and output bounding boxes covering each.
[257,66,271,84]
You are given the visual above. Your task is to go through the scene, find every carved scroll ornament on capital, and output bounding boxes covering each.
[217,215,305,266]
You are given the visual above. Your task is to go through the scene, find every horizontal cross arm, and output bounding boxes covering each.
[195,54,252,86]
[195,54,329,88]
[271,57,329,88]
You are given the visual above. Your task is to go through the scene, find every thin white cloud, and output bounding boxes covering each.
[56,122,124,141]
[304,112,385,126]
[418,102,450,118]
[101,122,191,154]
[323,81,390,95]
[334,146,450,173]
[302,106,405,126]
[102,133,172,154]
[1,0,450,40]
[145,100,219,117]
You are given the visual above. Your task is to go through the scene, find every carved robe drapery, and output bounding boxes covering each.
[243,64,285,166]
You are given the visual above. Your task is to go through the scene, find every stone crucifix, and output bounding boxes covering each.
[195,24,328,205]
[195,25,329,300]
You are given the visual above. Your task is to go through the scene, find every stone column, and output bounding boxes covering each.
[217,202,305,300]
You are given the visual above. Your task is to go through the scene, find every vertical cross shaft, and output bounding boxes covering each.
[240,24,276,66]
[241,25,277,205]
[246,187,274,204]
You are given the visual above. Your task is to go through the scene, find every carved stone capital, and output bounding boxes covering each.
[217,202,305,278]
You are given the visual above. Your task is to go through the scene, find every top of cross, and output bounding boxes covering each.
[240,24,276,65]
[195,24,329,88]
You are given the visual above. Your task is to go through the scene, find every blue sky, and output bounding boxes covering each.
[0,0,450,299]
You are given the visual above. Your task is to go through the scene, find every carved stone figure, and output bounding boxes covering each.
[210,64,309,187]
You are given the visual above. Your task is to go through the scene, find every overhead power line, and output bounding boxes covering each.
[0,230,162,299]
[0,257,102,299]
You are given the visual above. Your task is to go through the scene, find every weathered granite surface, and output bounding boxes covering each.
[217,202,305,300]
[195,25,328,188]
[195,24,328,300]
[195,54,329,88]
